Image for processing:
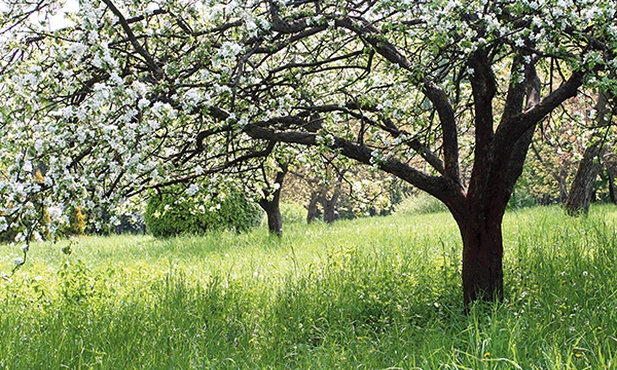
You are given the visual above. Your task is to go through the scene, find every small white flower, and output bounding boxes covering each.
[186,183,199,196]
[14,257,24,266]
[514,38,525,48]
[23,160,33,173]
[138,98,150,110]
[69,43,86,56]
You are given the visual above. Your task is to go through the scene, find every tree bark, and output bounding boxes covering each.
[321,170,345,224]
[565,92,609,215]
[306,190,321,224]
[260,197,284,237]
[258,166,288,237]
[460,214,504,306]
[322,191,340,223]
[565,142,604,215]
[607,161,617,204]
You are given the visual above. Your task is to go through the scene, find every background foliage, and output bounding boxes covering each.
[143,184,262,237]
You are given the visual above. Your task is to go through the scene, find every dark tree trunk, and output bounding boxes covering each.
[322,169,345,224]
[607,164,617,204]
[460,215,504,306]
[565,142,604,215]
[565,92,609,215]
[453,53,540,309]
[322,191,340,223]
[259,198,283,237]
[258,166,288,237]
[306,190,321,224]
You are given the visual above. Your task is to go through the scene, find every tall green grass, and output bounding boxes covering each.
[1,205,617,369]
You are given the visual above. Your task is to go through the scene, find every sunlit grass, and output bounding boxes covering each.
[1,205,617,368]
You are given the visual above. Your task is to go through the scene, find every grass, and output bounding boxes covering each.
[1,205,617,369]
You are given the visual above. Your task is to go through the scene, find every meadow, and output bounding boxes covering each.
[1,205,617,369]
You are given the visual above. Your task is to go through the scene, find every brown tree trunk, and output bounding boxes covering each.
[566,91,610,215]
[322,191,340,223]
[322,169,345,224]
[453,53,540,309]
[565,143,604,215]
[306,190,321,224]
[459,214,504,307]
[258,166,287,237]
[260,198,283,237]
[607,164,617,204]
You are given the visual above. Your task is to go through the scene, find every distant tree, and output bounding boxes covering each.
[1,0,616,308]
[566,90,615,215]
[257,160,288,237]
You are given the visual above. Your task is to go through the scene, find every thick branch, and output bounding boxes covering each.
[498,71,584,141]
[422,80,460,182]
[243,124,465,213]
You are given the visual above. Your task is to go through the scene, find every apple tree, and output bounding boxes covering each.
[1,0,617,306]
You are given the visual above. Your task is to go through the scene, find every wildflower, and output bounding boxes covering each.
[14,257,24,266]
[484,352,491,358]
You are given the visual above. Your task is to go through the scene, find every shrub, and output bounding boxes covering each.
[64,207,86,236]
[144,184,262,237]
[394,191,448,216]
[280,202,306,224]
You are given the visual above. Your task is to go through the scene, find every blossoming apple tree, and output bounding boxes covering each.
[1,0,616,306]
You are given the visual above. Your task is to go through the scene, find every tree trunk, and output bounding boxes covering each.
[306,190,321,224]
[453,55,540,309]
[566,91,610,215]
[322,169,345,224]
[322,191,340,223]
[259,198,283,237]
[607,163,617,204]
[259,166,288,237]
[460,215,504,307]
[565,142,604,215]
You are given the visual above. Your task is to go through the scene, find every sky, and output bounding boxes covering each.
[48,0,79,29]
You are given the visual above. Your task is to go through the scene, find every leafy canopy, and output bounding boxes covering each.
[0,0,616,247]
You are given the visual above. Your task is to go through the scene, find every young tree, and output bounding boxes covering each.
[1,0,616,307]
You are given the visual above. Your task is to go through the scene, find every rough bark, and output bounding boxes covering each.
[607,159,617,204]
[565,143,604,215]
[306,190,321,224]
[321,191,340,224]
[321,170,345,224]
[260,198,284,237]
[565,92,609,215]
[460,214,504,305]
[258,166,288,237]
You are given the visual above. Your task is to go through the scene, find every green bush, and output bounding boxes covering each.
[280,202,306,224]
[394,191,448,215]
[144,185,262,237]
[64,207,86,236]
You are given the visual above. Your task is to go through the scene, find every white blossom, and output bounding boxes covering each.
[186,183,199,196]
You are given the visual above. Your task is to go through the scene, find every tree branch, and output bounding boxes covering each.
[102,0,162,78]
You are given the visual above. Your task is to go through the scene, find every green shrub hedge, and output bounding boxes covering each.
[144,184,262,237]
